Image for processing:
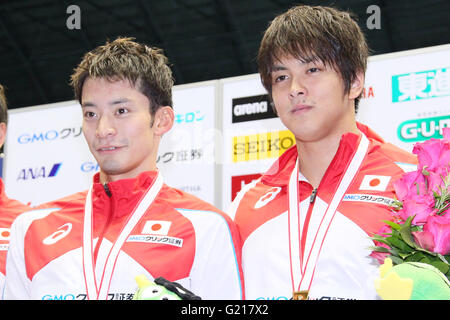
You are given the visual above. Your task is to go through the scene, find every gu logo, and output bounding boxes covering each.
[254,187,282,209]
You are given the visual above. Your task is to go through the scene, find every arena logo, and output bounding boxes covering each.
[232,130,295,162]
[17,163,62,181]
[232,94,277,123]
[398,116,450,142]
[392,67,450,103]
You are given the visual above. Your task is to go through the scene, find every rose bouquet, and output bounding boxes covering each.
[371,127,450,282]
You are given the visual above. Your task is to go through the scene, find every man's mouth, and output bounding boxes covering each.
[97,146,120,152]
[291,104,312,114]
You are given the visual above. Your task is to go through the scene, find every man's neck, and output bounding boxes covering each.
[295,126,359,189]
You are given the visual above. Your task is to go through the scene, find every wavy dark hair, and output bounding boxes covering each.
[70,37,174,116]
[257,5,369,112]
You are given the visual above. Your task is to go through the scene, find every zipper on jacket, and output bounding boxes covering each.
[300,188,318,260]
[93,182,114,264]
[309,188,317,203]
[103,183,112,197]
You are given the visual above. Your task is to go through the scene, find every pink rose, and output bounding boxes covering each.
[397,193,437,225]
[392,170,435,224]
[423,213,450,255]
[427,169,450,194]
[413,136,450,173]
[412,230,435,252]
[393,170,427,201]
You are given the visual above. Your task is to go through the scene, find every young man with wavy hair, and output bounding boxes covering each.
[5,38,243,300]
[228,5,416,300]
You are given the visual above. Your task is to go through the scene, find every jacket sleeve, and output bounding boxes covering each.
[177,208,245,300]
[3,208,56,299]
[4,213,32,299]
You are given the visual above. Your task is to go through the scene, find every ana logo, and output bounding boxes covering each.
[398,116,450,142]
[232,94,277,123]
[359,175,391,192]
[254,187,282,209]
[17,163,62,181]
[43,223,72,245]
[141,221,171,235]
[0,228,11,241]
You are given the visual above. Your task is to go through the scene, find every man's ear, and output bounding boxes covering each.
[349,72,365,100]
[152,106,174,136]
[0,122,6,148]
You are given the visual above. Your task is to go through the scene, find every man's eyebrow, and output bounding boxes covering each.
[81,101,96,108]
[110,98,131,105]
[271,65,287,72]
[81,98,131,108]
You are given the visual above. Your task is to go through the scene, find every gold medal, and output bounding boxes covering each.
[293,290,309,300]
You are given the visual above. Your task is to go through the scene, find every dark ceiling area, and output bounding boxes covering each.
[0,0,449,110]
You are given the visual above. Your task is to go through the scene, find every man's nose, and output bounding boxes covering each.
[96,115,116,138]
[289,77,307,98]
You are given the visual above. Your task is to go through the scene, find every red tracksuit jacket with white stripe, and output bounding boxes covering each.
[228,124,416,300]
[4,171,244,300]
[0,179,30,293]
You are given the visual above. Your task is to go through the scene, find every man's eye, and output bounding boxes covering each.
[274,75,288,83]
[84,111,96,118]
[308,67,319,73]
[117,108,128,115]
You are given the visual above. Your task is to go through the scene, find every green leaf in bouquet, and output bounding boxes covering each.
[430,260,449,275]
[390,255,404,265]
[368,245,390,253]
[405,251,430,263]
[381,220,401,231]
[370,235,391,246]
[386,234,415,253]
[398,216,418,249]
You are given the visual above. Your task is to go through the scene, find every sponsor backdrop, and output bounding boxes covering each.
[219,44,450,210]
[3,81,218,206]
[3,44,449,210]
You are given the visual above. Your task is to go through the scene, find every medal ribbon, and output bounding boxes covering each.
[288,133,369,294]
[82,172,163,300]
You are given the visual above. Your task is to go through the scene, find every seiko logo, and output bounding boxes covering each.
[231,94,277,123]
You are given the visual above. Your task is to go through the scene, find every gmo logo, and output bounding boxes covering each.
[80,161,99,173]
[18,130,59,144]
[17,127,83,144]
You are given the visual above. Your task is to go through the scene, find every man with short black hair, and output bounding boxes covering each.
[228,5,416,300]
[5,38,243,300]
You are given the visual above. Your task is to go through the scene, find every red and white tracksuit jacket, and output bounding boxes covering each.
[0,179,30,294]
[4,171,244,300]
[228,124,417,300]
